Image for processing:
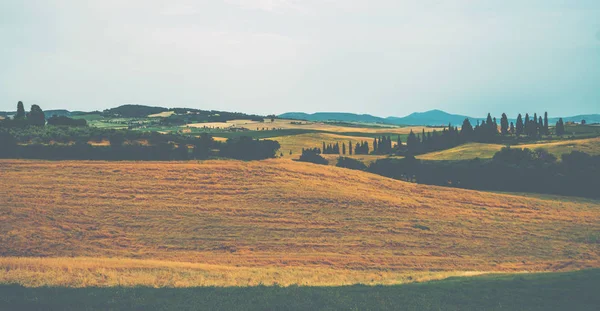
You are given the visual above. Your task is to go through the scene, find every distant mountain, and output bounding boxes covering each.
[386,109,473,126]
[278,112,387,124]
[280,110,600,126]
[279,110,475,126]
[549,114,600,124]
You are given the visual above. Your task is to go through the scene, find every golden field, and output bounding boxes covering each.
[186,118,432,134]
[0,159,599,287]
[417,137,600,161]
[271,133,390,160]
[0,257,485,287]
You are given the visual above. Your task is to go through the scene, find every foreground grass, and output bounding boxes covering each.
[0,270,598,310]
[1,159,599,277]
[0,257,485,287]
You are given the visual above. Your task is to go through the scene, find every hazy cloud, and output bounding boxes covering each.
[1,0,599,116]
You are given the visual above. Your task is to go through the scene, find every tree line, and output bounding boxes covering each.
[363,149,599,198]
[0,102,280,161]
[310,111,569,157]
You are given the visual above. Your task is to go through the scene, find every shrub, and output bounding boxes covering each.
[336,157,367,171]
[298,148,328,165]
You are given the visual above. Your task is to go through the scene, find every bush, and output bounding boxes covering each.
[298,148,328,165]
[47,116,87,127]
[219,136,280,160]
[336,157,367,171]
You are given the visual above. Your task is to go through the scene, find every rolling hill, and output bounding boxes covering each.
[417,137,600,161]
[0,159,598,287]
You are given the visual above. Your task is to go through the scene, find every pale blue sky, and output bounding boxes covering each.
[1,0,599,117]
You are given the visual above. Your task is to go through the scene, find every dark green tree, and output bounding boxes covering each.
[500,113,509,135]
[27,105,45,126]
[109,132,125,148]
[15,101,26,119]
[555,118,565,136]
[544,112,549,135]
[533,113,538,136]
[0,130,18,157]
[460,118,473,139]
[524,113,530,136]
[407,130,418,152]
[516,114,524,136]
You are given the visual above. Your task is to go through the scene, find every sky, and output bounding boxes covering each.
[1,0,599,117]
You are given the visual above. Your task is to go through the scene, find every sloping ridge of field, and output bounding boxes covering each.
[0,159,599,287]
[418,137,600,160]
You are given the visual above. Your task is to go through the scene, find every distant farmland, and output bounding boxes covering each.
[1,159,598,287]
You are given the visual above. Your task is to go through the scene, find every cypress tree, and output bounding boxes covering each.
[373,138,378,153]
[407,130,417,152]
[349,141,353,155]
[342,143,346,155]
[556,118,565,136]
[544,112,549,135]
[460,118,474,140]
[516,114,524,136]
[15,101,26,119]
[538,116,543,137]
[524,113,530,136]
[500,113,509,135]
[509,122,515,135]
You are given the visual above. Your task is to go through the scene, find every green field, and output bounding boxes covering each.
[1,270,598,310]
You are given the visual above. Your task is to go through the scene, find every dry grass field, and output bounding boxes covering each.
[147,111,175,118]
[271,133,384,159]
[1,159,599,287]
[186,119,431,134]
[417,137,600,161]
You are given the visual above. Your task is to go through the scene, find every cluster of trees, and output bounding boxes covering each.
[219,136,280,160]
[336,157,367,171]
[1,101,89,129]
[0,128,280,161]
[373,136,397,154]
[405,127,461,155]
[461,112,565,142]
[353,141,370,155]
[1,102,280,161]
[365,148,599,198]
[322,142,342,154]
[299,148,328,165]
[310,111,571,157]
[318,141,371,156]
[0,101,46,127]
[47,115,87,127]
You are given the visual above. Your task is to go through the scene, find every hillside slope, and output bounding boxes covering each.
[417,137,600,161]
[0,159,598,285]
